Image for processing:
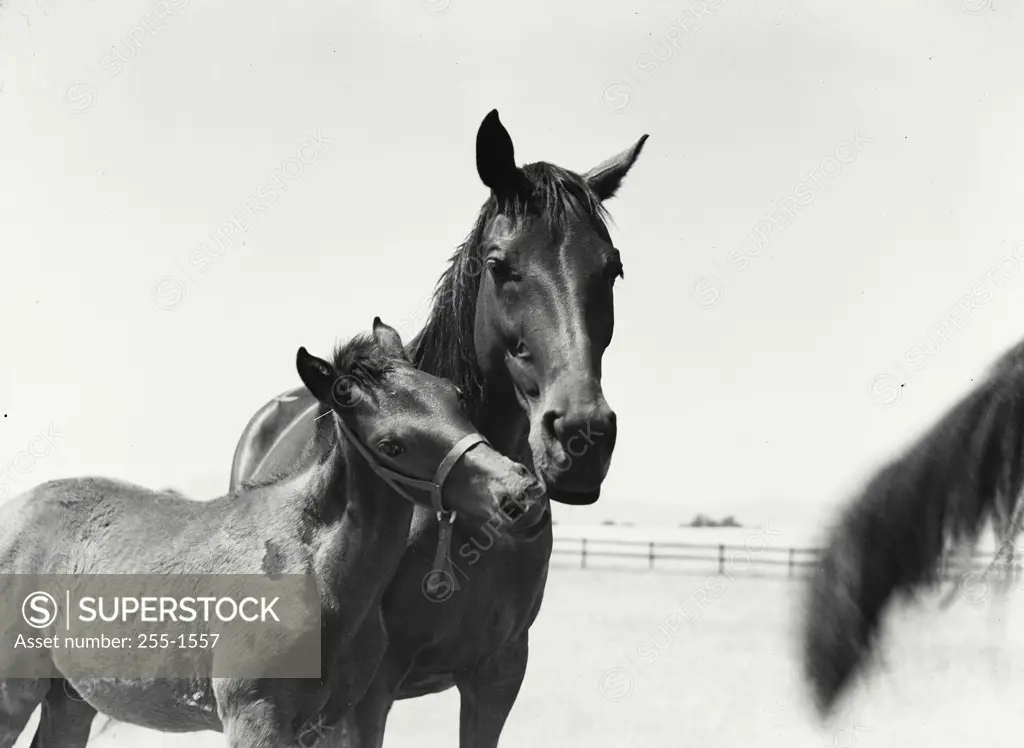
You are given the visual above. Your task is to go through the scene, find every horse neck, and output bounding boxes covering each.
[476,390,532,467]
[308,427,416,631]
[404,335,532,466]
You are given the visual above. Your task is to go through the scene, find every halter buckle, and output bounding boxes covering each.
[437,510,457,524]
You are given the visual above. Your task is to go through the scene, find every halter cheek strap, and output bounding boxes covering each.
[334,415,488,592]
[422,433,489,592]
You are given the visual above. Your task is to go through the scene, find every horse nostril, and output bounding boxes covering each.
[548,408,616,450]
[543,410,563,441]
[499,494,526,521]
[603,409,618,438]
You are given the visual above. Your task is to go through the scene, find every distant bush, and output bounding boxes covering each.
[683,514,743,528]
[688,513,712,527]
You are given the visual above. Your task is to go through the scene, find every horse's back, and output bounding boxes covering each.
[0,477,250,575]
[229,386,320,490]
[0,484,53,573]
[0,477,151,573]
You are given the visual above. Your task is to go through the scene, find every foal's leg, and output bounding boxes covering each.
[216,680,295,748]
[317,609,399,748]
[0,678,50,748]
[31,680,97,748]
[454,637,529,748]
[221,701,295,748]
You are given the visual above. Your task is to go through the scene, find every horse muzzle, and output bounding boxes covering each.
[531,389,617,505]
[495,476,549,537]
[545,485,602,506]
[532,452,611,506]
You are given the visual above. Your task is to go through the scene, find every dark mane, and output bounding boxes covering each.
[330,333,396,394]
[409,161,609,418]
[991,337,1024,375]
[803,336,1024,715]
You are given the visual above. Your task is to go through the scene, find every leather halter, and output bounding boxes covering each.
[333,412,488,591]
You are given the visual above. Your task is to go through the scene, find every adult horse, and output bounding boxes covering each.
[229,111,648,746]
[802,337,1024,717]
[0,319,544,748]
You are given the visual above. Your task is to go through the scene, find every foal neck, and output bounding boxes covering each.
[310,419,417,627]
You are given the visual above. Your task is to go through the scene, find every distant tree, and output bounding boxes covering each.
[600,520,617,526]
[687,514,743,528]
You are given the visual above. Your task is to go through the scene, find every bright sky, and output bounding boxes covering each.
[2,0,1023,540]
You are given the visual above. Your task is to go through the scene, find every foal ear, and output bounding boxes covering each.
[583,134,649,201]
[296,347,339,403]
[476,110,522,196]
[372,317,408,361]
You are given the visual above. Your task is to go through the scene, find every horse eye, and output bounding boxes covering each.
[487,258,519,282]
[512,341,531,360]
[378,441,404,458]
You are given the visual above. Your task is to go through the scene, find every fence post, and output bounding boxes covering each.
[788,548,795,578]
[718,544,725,574]
[648,541,655,570]
[581,538,587,569]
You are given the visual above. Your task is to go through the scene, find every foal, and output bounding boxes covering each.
[0,318,543,748]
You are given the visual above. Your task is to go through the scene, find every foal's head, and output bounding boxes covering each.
[446,111,647,505]
[297,318,547,535]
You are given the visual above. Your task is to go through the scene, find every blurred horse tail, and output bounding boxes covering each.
[803,339,1024,718]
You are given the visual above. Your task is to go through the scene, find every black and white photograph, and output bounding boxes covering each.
[2,0,1023,745]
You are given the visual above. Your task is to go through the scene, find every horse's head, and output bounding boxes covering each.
[296,318,547,535]
[469,111,647,505]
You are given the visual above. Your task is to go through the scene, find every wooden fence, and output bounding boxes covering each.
[550,536,1022,580]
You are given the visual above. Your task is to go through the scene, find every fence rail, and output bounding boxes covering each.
[550,536,1022,580]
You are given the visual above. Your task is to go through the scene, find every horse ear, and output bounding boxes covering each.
[583,134,649,201]
[296,347,339,403]
[372,317,408,361]
[476,110,522,196]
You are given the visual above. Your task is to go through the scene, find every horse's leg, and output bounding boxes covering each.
[454,636,528,748]
[333,670,397,748]
[31,680,97,748]
[0,678,50,748]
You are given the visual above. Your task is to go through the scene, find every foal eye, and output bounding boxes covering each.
[377,441,404,458]
[512,341,531,360]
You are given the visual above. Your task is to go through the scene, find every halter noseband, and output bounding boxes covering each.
[332,413,488,592]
